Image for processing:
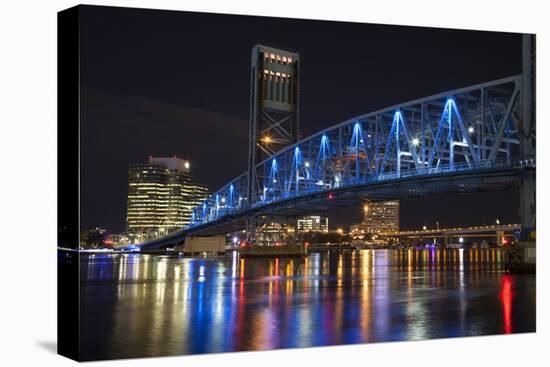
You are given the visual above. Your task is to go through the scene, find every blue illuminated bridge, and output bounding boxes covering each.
[137,75,535,249]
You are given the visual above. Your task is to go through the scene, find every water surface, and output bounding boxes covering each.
[77,249,535,360]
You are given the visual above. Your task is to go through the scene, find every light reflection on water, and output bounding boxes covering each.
[78,249,535,360]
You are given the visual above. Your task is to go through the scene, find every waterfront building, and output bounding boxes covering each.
[357,200,400,233]
[126,156,209,243]
[297,216,329,232]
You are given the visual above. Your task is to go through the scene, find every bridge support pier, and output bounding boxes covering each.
[246,215,298,246]
[509,173,536,271]
[507,34,536,272]
[496,231,505,247]
[245,216,257,245]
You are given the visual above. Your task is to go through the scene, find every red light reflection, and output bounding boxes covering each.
[500,275,513,334]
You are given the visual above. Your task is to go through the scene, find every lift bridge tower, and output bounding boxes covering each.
[246,45,301,243]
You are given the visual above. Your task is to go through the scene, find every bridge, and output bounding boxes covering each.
[377,223,521,247]
[379,223,521,237]
[134,37,535,252]
[183,75,533,233]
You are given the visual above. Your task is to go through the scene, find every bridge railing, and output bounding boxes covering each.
[188,75,528,229]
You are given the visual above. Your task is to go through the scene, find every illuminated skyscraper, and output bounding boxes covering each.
[361,200,400,233]
[126,156,209,243]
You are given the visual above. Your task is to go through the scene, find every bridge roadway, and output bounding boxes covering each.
[378,224,520,237]
[132,75,535,250]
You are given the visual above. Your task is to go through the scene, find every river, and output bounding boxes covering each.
[74,248,535,360]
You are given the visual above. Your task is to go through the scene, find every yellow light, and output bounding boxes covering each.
[337,228,344,234]
[262,135,272,144]
[363,205,369,212]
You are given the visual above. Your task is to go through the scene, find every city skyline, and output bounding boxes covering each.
[57,5,536,362]
[80,5,522,233]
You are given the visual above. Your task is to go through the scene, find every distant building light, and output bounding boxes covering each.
[184,161,190,169]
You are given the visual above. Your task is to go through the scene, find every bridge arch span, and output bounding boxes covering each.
[187,75,532,235]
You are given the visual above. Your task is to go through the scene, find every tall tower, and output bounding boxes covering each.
[519,34,536,241]
[247,45,300,205]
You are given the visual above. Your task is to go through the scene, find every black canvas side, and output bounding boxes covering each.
[57,5,80,361]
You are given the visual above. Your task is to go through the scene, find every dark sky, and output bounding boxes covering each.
[79,5,523,233]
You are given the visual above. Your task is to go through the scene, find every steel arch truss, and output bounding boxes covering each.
[188,75,531,229]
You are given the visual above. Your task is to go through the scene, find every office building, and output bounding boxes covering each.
[359,200,400,233]
[126,156,209,243]
[297,216,329,232]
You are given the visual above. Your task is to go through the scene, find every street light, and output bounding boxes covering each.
[468,126,475,133]
[412,138,420,146]
[496,218,500,225]
[459,237,464,243]
[262,135,272,144]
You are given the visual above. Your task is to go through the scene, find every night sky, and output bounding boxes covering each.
[79,5,522,233]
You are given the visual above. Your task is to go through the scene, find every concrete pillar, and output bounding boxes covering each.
[519,34,536,243]
[507,34,536,271]
[246,216,257,245]
[497,230,504,247]
[520,174,536,241]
